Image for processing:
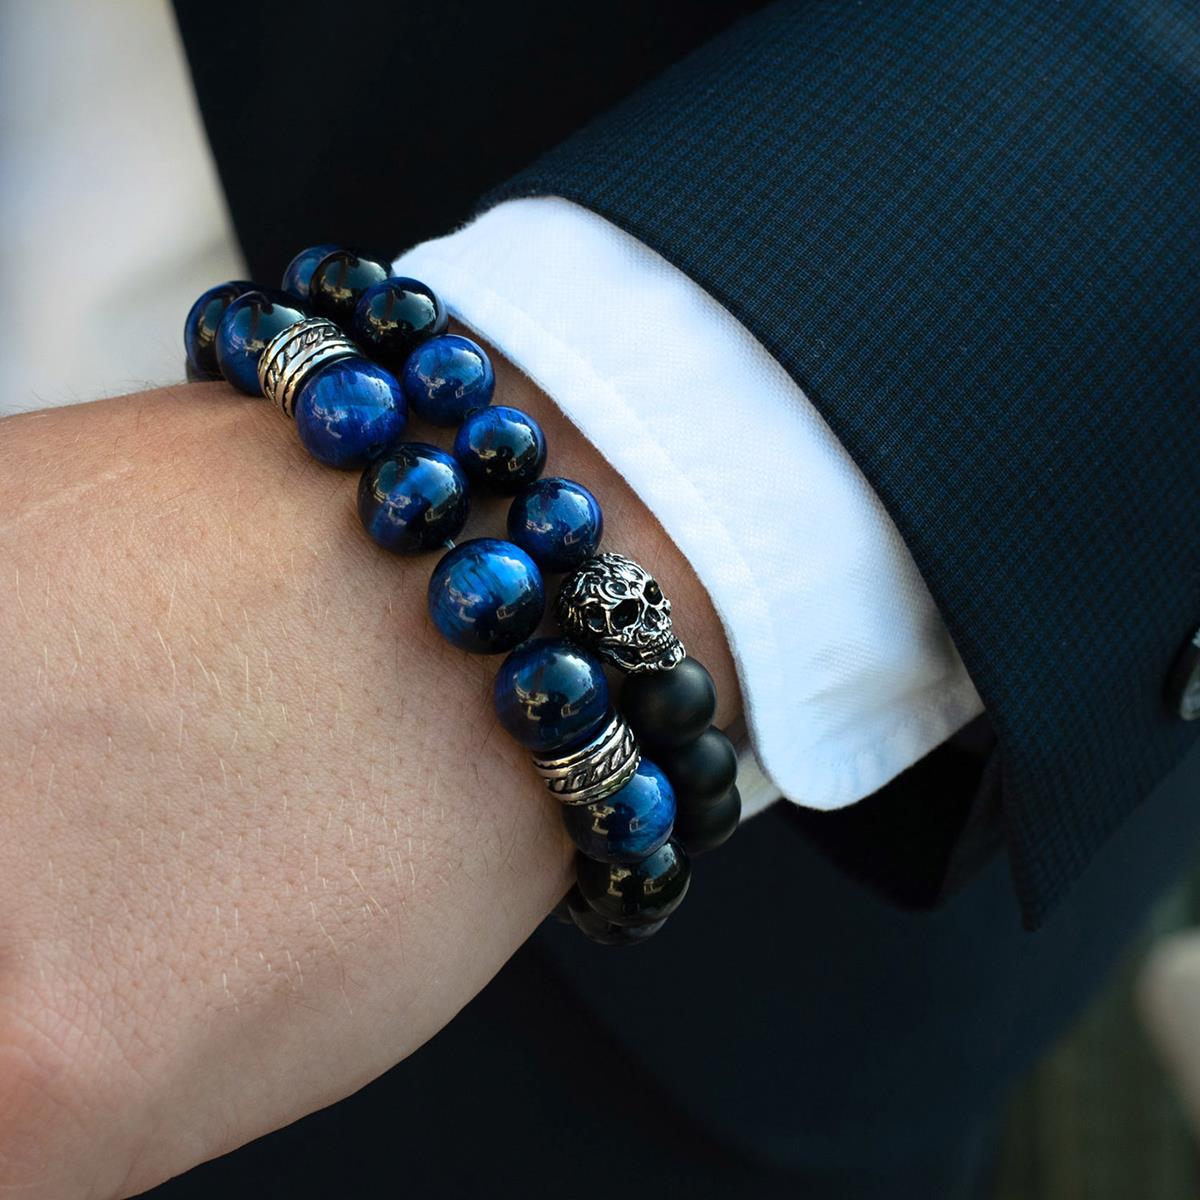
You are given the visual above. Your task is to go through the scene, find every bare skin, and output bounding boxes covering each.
[0,347,738,1198]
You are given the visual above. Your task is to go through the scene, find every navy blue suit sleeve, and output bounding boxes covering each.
[486,0,1200,926]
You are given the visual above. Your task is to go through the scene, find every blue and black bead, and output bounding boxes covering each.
[402,333,494,426]
[357,443,468,553]
[575,839,691,927]
[507,477,603,572]
[427,537,545,654]
[492,637,610,752]
[309,248,393,325]
[281,243,340,302]
[562,760,676,864]
[293,358,407,470]
[353,277,448,370]
[214,288,308,395]
[453,405,547,494]
[184,280,254,380]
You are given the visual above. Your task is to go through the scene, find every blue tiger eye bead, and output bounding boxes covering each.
[563,759,676,864]
[281,243,340,302]
[215,288,308,395]
[453,405,547,494]
[353,277,448,370]
[294,358,407,470]
[309,248,392,325]
[507,477,604,572]
[185,280,254,380]
[427,538,545,654]
[357,443,468,553]
[575,839,691,927]
[402,333,495,426]
[492,637,610,752]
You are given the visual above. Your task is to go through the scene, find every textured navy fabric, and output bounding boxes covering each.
[487,0,1200,926]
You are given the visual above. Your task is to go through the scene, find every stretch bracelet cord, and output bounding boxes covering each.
[183,247,742,946]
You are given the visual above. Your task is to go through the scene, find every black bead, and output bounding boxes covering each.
[674,785,740,856]
[620,657,717,749]
[575,840,690,927]
[569,903,667,946]
[309,248,393,325]
[183,279,254,379]
[352,276,449,370]
[657,725,738,810]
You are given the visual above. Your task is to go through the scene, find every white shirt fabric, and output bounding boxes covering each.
[394,201,983,816]
[3,1,984,820]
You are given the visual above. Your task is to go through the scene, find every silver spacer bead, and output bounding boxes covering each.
[257,317,360,417]
[532,711,641,806]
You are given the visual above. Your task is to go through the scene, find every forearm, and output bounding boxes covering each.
[0,353,736,1195]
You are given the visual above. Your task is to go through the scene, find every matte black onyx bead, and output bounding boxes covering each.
[575,839,690,927]
[309,248,392,325]
[674,785,740,856]
[657,725,738,810]
[620,657,717,750]
[352,276,449,370]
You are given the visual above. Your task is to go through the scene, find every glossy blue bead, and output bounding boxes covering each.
[281,243,340,301]
[453,405,547,494]
[357,443,469,553]
[492,637,610,752]
[507,477,604,572]
[215,288,308,395]
[562,760,676,864]
[185,280,254,379]
[402,333,494,426]
[309,248,392,324]
[294,358,407,470]
[353,277,448,370]
[427,538,545,654]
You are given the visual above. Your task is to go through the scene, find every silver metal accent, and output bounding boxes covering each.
[556,552,686,674]
[257,317,360,417]
[532,711,640,805]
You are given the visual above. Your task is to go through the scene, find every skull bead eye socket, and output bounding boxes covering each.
[582,604,608,634]
[643,579,663,604]
[611,599,641,630]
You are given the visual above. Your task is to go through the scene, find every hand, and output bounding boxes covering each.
[0,347,737,1197]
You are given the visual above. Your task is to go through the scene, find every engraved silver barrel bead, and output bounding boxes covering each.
[257,317,360,417]
[532,710,640,805]
[556,551,686,674]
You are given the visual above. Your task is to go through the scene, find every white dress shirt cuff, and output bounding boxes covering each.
[393,197,983,817]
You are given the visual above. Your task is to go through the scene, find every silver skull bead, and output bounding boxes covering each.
[556,552,685,673]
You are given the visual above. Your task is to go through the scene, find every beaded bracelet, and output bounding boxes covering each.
[184,246,742,945]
